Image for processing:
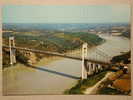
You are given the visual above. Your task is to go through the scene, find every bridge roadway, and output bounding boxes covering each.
[3,45,111,65]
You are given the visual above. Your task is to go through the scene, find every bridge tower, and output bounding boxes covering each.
[82,43,88,80]
[9,37,16,65]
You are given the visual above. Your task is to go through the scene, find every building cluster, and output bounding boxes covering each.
[87,25,130,36]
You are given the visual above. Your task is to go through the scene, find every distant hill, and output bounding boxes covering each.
[2,23,129,32]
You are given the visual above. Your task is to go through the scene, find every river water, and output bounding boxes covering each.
[3,34,130,95]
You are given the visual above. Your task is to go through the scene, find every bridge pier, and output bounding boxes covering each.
[84,61,106,76]
[84,61,89,75]
[89,63,93,75]
[87,62,92,76]
[95,64,99,73]
[9,37,16,65]
[97,64,102,72]
[92,63,97,74]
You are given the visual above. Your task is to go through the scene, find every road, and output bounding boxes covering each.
[84,72,113,94]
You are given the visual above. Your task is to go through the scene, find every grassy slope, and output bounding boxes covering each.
[64,71,107,94]
[98,87,124,95]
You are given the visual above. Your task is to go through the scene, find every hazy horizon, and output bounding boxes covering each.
[2,5,130,24]
[3,22,129,24]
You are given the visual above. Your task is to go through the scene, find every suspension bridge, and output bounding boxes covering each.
[3,37,119,80]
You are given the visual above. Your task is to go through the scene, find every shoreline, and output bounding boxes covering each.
[3,47,83,72]
[84,71,113,94]
[64,71,108,94]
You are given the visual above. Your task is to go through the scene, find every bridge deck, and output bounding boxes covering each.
[3,45,111,65]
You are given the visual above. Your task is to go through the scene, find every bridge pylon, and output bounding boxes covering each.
[9,37,16,65]
[82,43,88,80]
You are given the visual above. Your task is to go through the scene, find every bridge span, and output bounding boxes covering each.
[3,45,111,65]
[3,36,120,80]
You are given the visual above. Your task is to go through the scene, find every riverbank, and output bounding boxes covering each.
[84,71,113,94]
[64,71,107,94]
[3,55,62,73]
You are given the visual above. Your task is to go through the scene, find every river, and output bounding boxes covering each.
[3,34,130,95]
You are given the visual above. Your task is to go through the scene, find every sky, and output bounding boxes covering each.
[2,5,130,23]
